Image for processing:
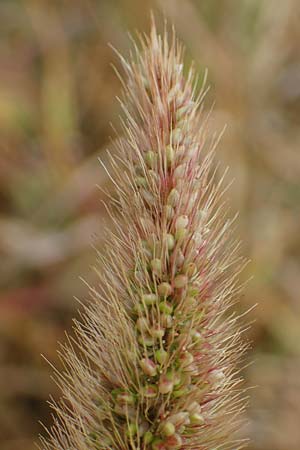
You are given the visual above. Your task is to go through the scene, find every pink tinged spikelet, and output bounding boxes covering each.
[40,18,248,450]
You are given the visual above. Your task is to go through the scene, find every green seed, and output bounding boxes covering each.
[159,373,174,394]
[151,258,162,275]
[190,413,205,425]
[155,349,168,364]
[116,392,135,405]
[150,325,165,339]
[168,412,190,427]
[179,351,194,367]
[175,227,187,242]
[174,274,188,288]
[141,384,158,398]
[164,433,183,447]
[191,329,202,343]
[187,285,199,297]
[140,358,157,376]
[142,293,158,305]
[144,431,154,444]
[175,250,185,267]
[166,145,175,167]
[138,334,155,347]
[136,317,149,332]
[173,371,182,386]
[175,215,189,230]
[160,313,173,328]
[165,204,174,219]
[151,438,165,450]
[136,176,147,187]
[172,386,189,398]
[166,233,175,251]
[173,163,186,179]
[126,423,138,437]
[184,297,197,308]
[145,151,156,168]
[114,403,135,417]
[186,401,201,414]
[141,189,155,205]
[134,303,146,314]
[167,188,180,206]
[158,282,172,297]
[161,421,175,437]
[88,431,98,442]
[159,301,173,314]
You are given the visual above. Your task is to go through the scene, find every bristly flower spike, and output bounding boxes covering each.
[40,18,248,450]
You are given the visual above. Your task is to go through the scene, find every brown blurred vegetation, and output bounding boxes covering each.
[0,1,300,449]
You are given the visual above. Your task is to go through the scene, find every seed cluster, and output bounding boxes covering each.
[111,119,213,448]
[107,25,241,450]
[40,20,246,450]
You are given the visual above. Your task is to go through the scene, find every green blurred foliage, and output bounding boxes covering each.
[1,1,300,449]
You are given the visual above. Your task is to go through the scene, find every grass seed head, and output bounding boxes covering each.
[40,17,248,450]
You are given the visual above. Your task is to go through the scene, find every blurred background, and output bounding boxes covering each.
[1,0,300,449]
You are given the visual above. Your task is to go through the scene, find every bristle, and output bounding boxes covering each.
[40,20,248,450]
